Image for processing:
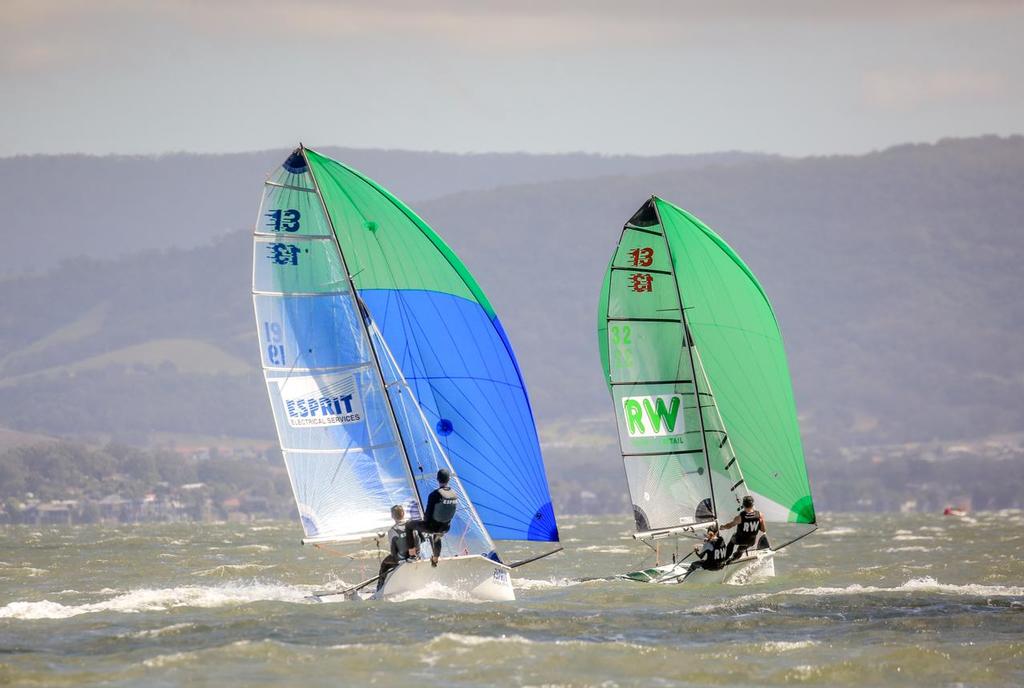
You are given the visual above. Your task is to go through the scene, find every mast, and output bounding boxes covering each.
[300,145,424,517]
[651,197,718,522]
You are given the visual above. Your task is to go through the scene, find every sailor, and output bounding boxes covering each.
[376,504,412,591]
[720,495,768,560]
[688,524,728,572]
[405,468,459,567]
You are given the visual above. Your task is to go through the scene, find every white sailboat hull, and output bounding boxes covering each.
[623,548,775,585]
[374,555,515,601]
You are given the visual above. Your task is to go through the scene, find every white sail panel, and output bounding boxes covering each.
[252,150,421,542]
[283,448,415,542]
[253,295,365,372]
[253,236,347,294]
[254,153,331,238]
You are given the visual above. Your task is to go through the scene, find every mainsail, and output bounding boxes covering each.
[253,146,558,556]
[598,197,814,536]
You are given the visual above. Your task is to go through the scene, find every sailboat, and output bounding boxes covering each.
[252,146,559,601]
[597,196,815,584]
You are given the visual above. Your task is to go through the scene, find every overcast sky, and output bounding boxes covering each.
[2,0,1022,157]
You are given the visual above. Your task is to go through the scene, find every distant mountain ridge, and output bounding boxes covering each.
[1,136,1022,479]
[0,147,768,278]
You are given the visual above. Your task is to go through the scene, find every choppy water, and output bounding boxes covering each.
[1,513,1022,687]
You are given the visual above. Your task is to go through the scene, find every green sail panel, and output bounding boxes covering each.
[599,197,814,526]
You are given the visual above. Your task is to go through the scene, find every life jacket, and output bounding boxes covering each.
[430,486,458,525]
[705,535,727,569]
[388,523,409,558]
[734,509,762,546]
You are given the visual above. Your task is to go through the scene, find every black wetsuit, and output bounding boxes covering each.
[376,522,410,591]
[728,509,763,560]
[404,486,458,559]
[689,535,728,572]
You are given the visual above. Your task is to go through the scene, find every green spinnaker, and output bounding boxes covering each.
[302,148,497,318]
[598,197,814,527]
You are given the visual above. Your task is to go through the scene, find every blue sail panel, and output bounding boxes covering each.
[369,320,494,557]
[363,289,558,542]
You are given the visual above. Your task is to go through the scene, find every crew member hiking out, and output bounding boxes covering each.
[687,524,728,574]
[405,469,458,567]
[376,504,412,591]
[720,495,768,560]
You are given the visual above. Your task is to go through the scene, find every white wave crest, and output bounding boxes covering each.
[785,577,1024,597]
[0,582,315,620]
[427,632,648,652]
[192,564,278,577]
[762,640,820,652]
[686,577,1024,614]
[513,577,579,590]
[575,545,633,554]
[431,632,534,647]
[124,622,197,639]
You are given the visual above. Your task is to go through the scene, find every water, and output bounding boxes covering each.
[1,513,1022,687]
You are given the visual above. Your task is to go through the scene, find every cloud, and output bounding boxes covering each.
[4,0,1022,69]
[0,0,147,74]
[863,68,1009,110]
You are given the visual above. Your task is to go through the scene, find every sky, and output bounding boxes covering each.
[2,0,1022,157]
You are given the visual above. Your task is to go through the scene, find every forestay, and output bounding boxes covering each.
[598,197,814,534]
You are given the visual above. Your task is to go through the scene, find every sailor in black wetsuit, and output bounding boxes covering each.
[720,495,768,561]
[687,524,728,573]
[376,504,412,591]
[404,469,458,567]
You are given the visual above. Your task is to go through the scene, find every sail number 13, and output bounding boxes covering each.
[266,209,301,232]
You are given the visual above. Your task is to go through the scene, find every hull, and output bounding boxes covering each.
[374,555,515,601]
[623,549,775,585]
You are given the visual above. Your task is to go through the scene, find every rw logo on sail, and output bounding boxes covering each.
[275,374,364,428]
[621,394,685,438]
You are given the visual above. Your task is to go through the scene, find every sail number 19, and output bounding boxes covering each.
[264,321,286,366]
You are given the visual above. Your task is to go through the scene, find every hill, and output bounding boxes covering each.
[1,136,1022,509]
[0,148,764,278]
